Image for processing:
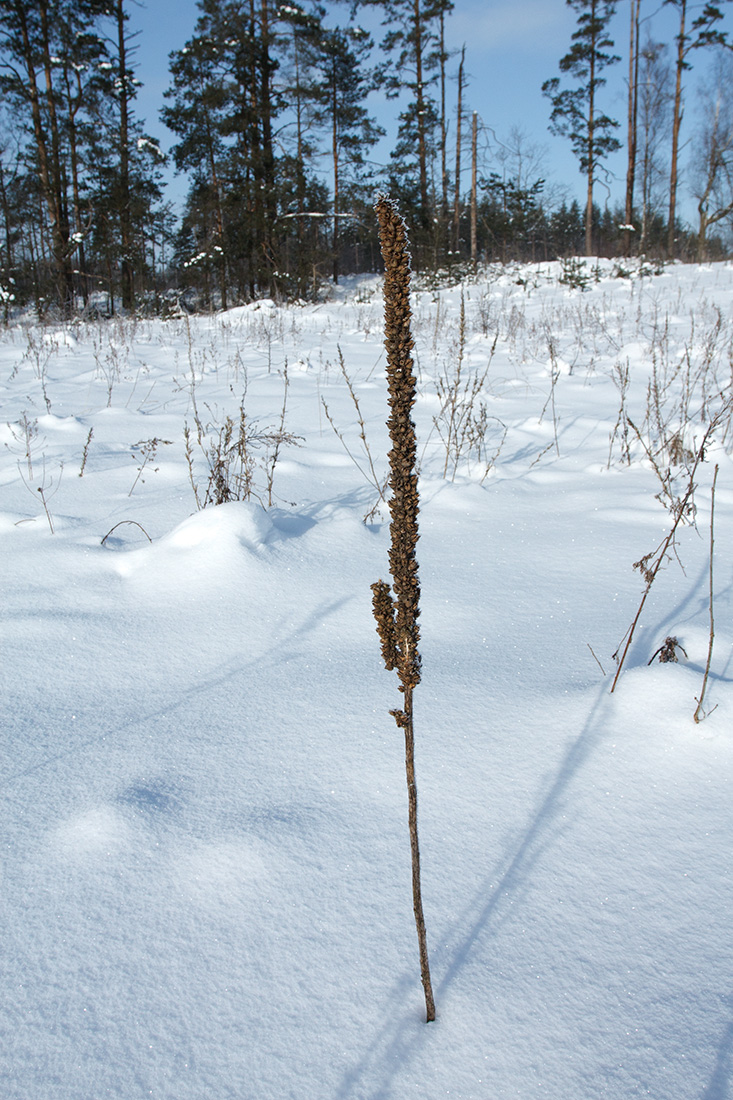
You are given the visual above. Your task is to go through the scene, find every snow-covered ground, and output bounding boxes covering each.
[2,259,732,1099]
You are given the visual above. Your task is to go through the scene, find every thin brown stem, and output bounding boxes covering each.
[694,464,719,723]
[403,685,435,1021]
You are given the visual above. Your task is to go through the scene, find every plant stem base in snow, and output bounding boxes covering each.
[402,685,436,1022]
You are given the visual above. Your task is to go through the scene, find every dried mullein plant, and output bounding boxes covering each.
[371,195,435,1023]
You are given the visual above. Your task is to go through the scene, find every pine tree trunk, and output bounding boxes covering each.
[453,49,464,255]
[18,1,74,311]
[259,0,277,295]
[624,0,641,255]
[413,0,429,218]
[115,0,134,311]
[439,10,448,235]
[668,0,686,257]
[470,112,477,266]
[586,11,596,258]
[332,75,340,284]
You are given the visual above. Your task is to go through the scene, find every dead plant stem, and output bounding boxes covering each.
[694,463,719,723]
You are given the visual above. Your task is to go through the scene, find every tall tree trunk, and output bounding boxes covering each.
[439,12,449,229]
[291,25,308,296]
[247,0,261,298]
[39,0,73,307]
[207,140,228,310]
[586,31,596,257]
[332,75,340,284]
[0,160,11,324]
[115,0,134,310]
[259,0,277,295]
[65,69,90,307]
[470,111,477,266]
[452,47,464,255]
[667,0,686,256]
[413,0,429,218]
[624,0,641,255]
[17,1,74,310]
[0,160,14,270]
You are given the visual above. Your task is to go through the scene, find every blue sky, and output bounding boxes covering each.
[128,0,730,225]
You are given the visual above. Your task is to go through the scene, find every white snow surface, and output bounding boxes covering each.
[2,260,733,1099]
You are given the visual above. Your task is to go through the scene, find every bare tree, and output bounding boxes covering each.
[664,0,730,256]
[637,38,673,251]
[691,49,733,258]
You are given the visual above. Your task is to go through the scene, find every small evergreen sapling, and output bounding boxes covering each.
[371,195,435,1023]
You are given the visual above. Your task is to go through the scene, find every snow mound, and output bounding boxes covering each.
[113,501,274,591]
[163,501,273,553]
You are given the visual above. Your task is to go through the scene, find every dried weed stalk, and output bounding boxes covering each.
[371,196,435,1023]
[18,455,62,533]
[79,427,93,477]
[129,437,172,497]
[433,291,504,480]
[610,415,722,693]
[694,464,719,723]
[186,372,300,508]
[321,345,388,521]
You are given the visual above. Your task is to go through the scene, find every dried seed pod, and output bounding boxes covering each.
[371,579,398,671]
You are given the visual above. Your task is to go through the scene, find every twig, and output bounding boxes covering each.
[265,363,289,507]
[587,643,606,676]
[101,520,153,545]
[694,464,719,723]
[79,427,93,477]
[37,485,54,534]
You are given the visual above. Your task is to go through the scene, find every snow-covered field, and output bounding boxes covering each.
[2,259,732,1099]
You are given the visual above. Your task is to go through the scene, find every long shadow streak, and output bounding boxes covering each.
[2,594,354,793]
[701,1006,733,1100]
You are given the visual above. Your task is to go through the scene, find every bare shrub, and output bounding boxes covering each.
[187,370,301,508]
[433,292,505,479]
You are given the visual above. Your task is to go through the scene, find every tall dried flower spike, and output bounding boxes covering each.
[373,195,435,1023]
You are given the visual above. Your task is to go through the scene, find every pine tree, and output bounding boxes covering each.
[0,0,165,313]
[367,0,453,260]
[314,23,383,282]
[542,0,620,256]
[0,0,105,309]
[278,3,326,296]
[88,0,165,311]
[162,27,230,306]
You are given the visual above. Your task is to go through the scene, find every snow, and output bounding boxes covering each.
[1,259,733,1099]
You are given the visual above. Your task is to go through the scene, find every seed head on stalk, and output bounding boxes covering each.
[371,195,435,1023]
[373,195,422,700]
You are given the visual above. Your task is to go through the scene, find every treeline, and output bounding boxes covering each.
[0,0,732,316]
[0,0,169,316]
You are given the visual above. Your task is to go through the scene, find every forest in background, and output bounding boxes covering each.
[1,0,733,316]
